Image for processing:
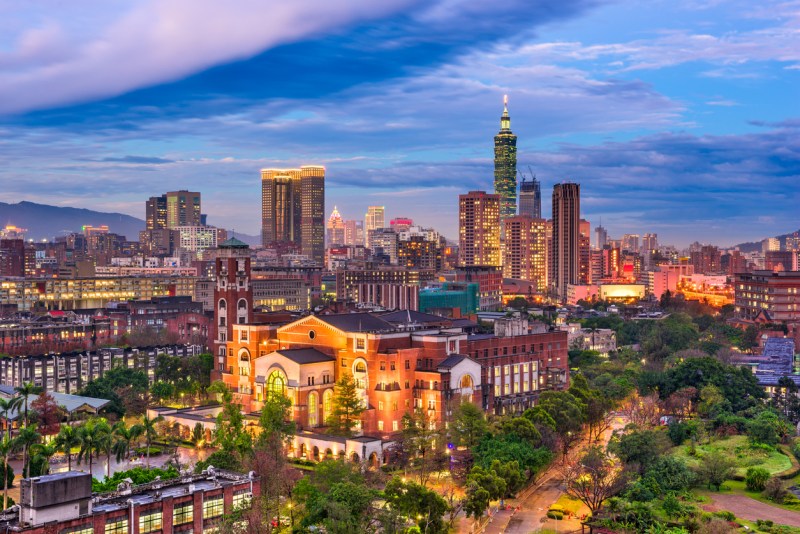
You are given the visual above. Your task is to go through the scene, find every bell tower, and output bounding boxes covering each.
[211,237,252,381]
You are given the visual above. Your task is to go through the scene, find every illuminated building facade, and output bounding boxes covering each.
[503,216,547,291]
[458,191,501,268]
[327,206,345,246]
[145,195,168,230]
[211,237,252,380]
[365,206,385,248]
[494,96,517,221]
[551,183,581,301]
[261,166,325,264]
[579,219,592,284]
[166,191,202,229]
[735,270,800,322]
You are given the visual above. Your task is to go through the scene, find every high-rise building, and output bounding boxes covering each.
[390,218,414,232]
[459,191,501,267]
[595,224,608,250]
[519,177,541,219]
[327,206,345,246]
[261,166,325,264]
[145,195,167,230]
[642,233,658,253]
[165,191,202,229]
[494,95,517,221]
[551,183,580,301]
[762,237,780,254]
[579,219,591,284]
[786,233,800,252]
[621,234,640,253]
[503,216,547,291]
[365,206,385,247]
[343,220,364,247]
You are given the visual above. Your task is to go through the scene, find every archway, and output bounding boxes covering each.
[312,446,320,461]
[351,453,360,463]
[300,443,307,459]
[338,450,346,461]
[324,448,333,459]
[369,452,379,468]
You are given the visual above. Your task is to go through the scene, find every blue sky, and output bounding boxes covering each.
[0,0,797,246]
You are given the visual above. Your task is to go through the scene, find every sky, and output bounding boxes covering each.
[0,0,798,247]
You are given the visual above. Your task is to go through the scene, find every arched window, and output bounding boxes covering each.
[460,374,474,389]
[218,299,226,310]
[322,389,333,422]
[308,391,319,427]
[354,361,366,373]
[239,351,250,377]
[238,298,247,310]
[267,369,287,399]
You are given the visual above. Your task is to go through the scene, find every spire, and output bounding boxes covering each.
[500,94,511,130]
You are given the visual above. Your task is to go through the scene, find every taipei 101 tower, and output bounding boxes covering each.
[494,95,518,221]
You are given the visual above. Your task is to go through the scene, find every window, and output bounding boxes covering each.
[405,360,410,370]
[308,376,315,386]
[495,384,500,396]
[392,420,399,431]
[504,383,510,394]
[392,401,398,411]
[308,391,319,427]
[493,348,498,356]
[378,420,384,431]
[341,359,347,367]
[139,510,162,533]
[380,361,386,371]
[105,519,128,534]
[203,495,224,519]
[504,365,510,375]
[404,380,409,389]
[233,489,252,510]
[174,503,194,525]
[379,401,384,410]
[428,399,435,410]
[267,369,286,399]
[494,366,500,378]
[323,389,333,421]
[62,526,93,534]
[390,361,396,371]
[355,338,365,350]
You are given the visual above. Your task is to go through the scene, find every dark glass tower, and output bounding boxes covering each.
[519,176,541,219]
[494,95,518,221]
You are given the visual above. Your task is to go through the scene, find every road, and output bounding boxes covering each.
[704,494,800,527]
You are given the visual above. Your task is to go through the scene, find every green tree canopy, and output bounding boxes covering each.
[326,374,365,436]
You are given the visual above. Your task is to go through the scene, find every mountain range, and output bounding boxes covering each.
[0,201,260,245]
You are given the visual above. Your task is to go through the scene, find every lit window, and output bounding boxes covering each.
[378,420,384,431]
[62,526,93,534]
[267,369,286,399]
[173,503,193,525]
[233,489,252,510]
[139,511,162,533]
[392,420,399,431]
[105,519,128,534]
[203,495,224,519]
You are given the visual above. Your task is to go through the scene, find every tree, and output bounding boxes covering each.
[608,427,671,475]
[326,374,365,436]
[80,367,149,417]
[745,467,770,492]
[740,325,760,353]
[0,397,21,437]
[498,417,541,446]
[0,433,17,510]
[450,402,488,448]
[536,391,585,457]
[30,393,66,436]
[27,442,57,477]
[54,424,81,471]
[209,382,251,456]
[696,450,735,491]
[140,413,164,467]
[620,392,662,429]
[384,477,450,534]
[562,446,628,514]
[112,420,143,463]
[747,410,787,446]
[16,425,40,478]
[772,377,800,423]
[257,392,295,446]
[401,409,444,487]
[464,466,506,520]
[77,419,105,475]
[14,382,43,427]
[150,381,175,405]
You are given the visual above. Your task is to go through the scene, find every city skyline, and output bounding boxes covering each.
[0,1,797,247]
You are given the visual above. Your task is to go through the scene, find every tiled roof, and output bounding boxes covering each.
[316,312,396,333]
[438,354,466,369]
[276,348,335,364]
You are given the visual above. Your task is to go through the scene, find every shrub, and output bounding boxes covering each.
[0,463,14,489]
[546,510,564,520]
[763,477,787,504]
[745,467,770,492]
[712,510,735,522]
[194,450,242,473]
[662,493,684,516]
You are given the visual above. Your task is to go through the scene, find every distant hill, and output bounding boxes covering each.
[0,201,260,245]
[733,229,800,253]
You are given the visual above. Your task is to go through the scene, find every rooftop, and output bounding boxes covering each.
[275,347,335,364]
[316,312,396,333]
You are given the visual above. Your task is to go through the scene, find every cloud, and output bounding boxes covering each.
[97,156,174,164]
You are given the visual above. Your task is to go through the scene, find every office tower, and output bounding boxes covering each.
[787,233,800,252]
[762,237,780,254]
[261,166,325,264]
[327,206,345,246]
[344,220,364,247]
[579,219,591,284]
[519,177,541,219]
[642,233,658,253]
[690,245,722,274]
[621,234,640,253]
[145,196,167,230]
[551,183,580,301]
[459,191,501,267]
[365,206,385,247]
[595,225,608,250]
[494,95,518,221]
[503,216,547,291]
[165,191,202,228]
[370,228,400,264]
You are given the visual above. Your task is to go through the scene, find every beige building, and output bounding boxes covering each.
[458,191,501,267]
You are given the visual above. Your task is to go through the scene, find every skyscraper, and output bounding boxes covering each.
[595,224,608,250]
[459,191,501,267]
[365,206,385,248]
[551,183,580,301]
[503,216,547,291]
[621,234,640,253]
[145,196,167,230]
[494,95,517,221]
[579,219,592,284]
[518,177,541,219]
[642,233,658,253]
[166,191,202,228]
[327,206,345,246]
[261,166,325,264]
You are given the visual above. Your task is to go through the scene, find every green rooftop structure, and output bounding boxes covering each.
[419,282,479,315]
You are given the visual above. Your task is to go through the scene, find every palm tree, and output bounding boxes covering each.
[0,397,23,439]
[93,420,113,479]
[0,433,18,510]
[28,442,57,477]
[16,425,40,478]
[54,424,81,471]
[77,420,104,475]
[111,420,143,465]
[140,413,163,467]
[14,382,43,428]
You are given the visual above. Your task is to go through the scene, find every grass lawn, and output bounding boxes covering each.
[551,493,583,515]
[672,435,792,478]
